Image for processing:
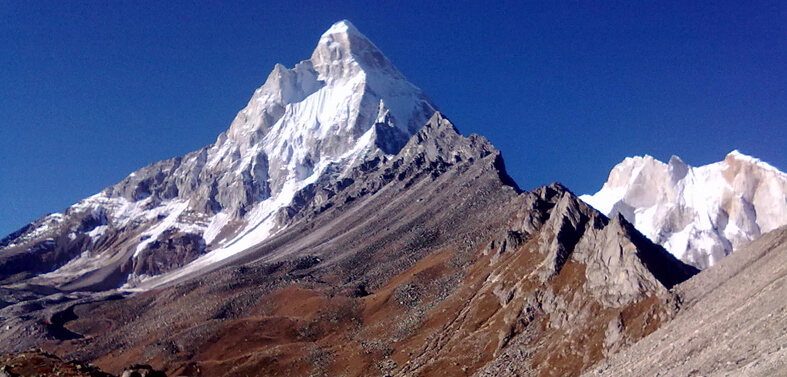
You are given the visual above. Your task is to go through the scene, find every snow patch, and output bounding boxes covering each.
[87,225,108,239]
[133,201,190,257]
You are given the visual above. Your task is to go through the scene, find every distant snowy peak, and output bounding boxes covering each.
[580,151,787,269]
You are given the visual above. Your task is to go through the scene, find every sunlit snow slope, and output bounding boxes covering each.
[580,151,787,269]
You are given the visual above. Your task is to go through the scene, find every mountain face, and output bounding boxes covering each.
[0,20,436,290]
[580,151,787,269]
[0,20,702,377]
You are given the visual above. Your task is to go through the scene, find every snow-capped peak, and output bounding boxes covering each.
[1,20,440,290]
[177,21,437,262]
[581,151,787,269]
[311,20,401,81]
[322,19,362,37]
[726,150,787,178]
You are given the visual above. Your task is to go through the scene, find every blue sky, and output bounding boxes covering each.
[1,1,784,236]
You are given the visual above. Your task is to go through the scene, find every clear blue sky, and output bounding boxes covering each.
[1,1,784,237]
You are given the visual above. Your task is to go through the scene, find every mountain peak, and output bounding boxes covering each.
[727,149,746,158]
[423,111,456,131]
[321,20,363,38]
[725,149,760,166]
[726,149,778,168]
[311,20,402,83]
[0,19,440,290]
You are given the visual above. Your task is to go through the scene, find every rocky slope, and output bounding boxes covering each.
[0,350,165,377]
[0,20,436,291]
[583,225,787,377]
[4,115,696,377]
[580,152,787,269]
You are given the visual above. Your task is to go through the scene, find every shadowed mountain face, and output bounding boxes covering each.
[0,21,700,377]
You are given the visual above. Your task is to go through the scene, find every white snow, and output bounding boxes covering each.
[4,213,65,248]
[322,19,361,37]
[579,187,624,216]
[203,212,230,245]
[189,124,375,267]
[664,227,691,260]
[86,225,108,239]
[133,200,190,257]
[581,151,787,269]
